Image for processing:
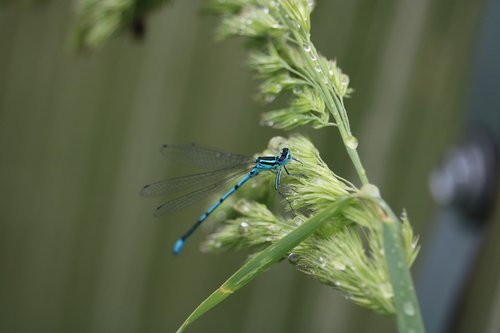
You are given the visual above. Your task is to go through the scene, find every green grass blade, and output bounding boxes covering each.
[176,197,352,333]
[381,200,425,333]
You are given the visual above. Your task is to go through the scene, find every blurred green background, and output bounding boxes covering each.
[1,1,498,332]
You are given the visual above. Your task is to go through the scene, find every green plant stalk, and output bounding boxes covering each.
[176,197,351,333]
[329,94,369,185]
[294,32,424,332]
[322,69,425,333]
[288,28,369,186]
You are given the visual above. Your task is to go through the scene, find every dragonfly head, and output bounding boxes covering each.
[278,147,291,164]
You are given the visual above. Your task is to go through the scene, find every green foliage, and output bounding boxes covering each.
[209,0,353,132]
[70,0,167,50]
[177,197,353,333]
[67,0,426,331]
[202,135,420,315]
[179,0,426,332]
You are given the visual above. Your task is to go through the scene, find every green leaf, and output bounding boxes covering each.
[380,200,425,333]
[176,197,352,333]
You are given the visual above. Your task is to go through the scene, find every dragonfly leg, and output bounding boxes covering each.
[277,188,295,211]
[275,168,282,190]
[271,168,295,211]
[280,184,298,195]
[284,165,307,178]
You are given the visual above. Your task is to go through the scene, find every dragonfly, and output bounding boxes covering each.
[141,143,298,255]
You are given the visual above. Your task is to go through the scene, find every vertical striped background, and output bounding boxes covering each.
[1,1,497,332]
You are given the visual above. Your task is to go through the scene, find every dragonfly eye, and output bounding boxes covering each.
[278,148,290,162]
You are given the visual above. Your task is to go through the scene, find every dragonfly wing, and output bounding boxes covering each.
[153,168,252,216]
[160,143,254,170]
[141,164,253,197]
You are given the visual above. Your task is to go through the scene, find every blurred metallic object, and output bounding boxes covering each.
[430,130,498,220]
[421,130,498,333]
[418,0,500,331]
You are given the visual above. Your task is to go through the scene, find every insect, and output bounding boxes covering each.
[141,144,298,255]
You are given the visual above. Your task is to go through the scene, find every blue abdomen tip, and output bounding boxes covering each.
[173,239,185,255]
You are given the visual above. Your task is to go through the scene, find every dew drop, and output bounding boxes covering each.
[268,224,278,232]
[361,183,381,198]
[319,256,327,268]
[263,94,276,103]
[215,210,227,222]
[239,221,250,235]
[328,69,334,76]
[322,76,329,84]
[303,43,311,52]
[340,74,349,87]
[261,119,274,127]
[239,202,251,213]
[400,210,407,221]
[288,252,299,263]
[379,283,393,299]
[404,302,415,316]
[314,178,326,186]
[262,7,269,14]
[314,66,322,73]
[311,54,317,61]
[293,216,303,226]
[332,260,346,271]
[345,135,358,149]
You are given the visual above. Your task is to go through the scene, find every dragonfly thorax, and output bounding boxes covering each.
[254,147,291,171]
[278,147,291,163]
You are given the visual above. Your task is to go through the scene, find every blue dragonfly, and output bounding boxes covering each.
[141,144,297,255]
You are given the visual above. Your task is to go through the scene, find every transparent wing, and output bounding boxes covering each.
[160,143,254,170]
[153,167,253,217]
[141,164,253,197]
